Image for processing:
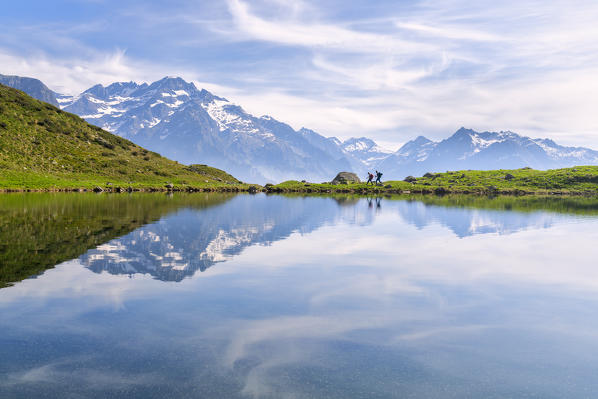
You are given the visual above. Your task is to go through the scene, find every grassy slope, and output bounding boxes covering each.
[0,84,250,190]
[272,166,598,195]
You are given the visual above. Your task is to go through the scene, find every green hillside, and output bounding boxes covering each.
[272,166,598,196]
[0,83,248,191]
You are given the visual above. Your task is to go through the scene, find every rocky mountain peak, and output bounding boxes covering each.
[148,76,198,93]
[342,137,377,152]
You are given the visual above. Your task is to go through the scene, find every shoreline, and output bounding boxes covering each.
[263,184,597,197]
[1,185,597,197]
[3,166,598,196]
[0,185,260,193]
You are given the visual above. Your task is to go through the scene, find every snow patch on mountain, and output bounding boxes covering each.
[202,99,238,132]
[378,127,598,179]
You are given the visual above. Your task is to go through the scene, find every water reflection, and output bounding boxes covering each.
[1,194,598,398]
[79,194,589,281]
[1,193,597,286]
[0,193,234,287]
[81,196,351,281]
[396,200,558,237]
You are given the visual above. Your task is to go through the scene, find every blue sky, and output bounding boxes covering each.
[2,0,598,149]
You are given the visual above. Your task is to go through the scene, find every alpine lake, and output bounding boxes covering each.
[1,192,598,398]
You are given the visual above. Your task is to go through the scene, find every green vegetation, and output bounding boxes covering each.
[0,192,236,287]
[270,166,598,196]
[0,84,252,191]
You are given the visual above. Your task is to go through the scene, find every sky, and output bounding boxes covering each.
[2,0,598,150]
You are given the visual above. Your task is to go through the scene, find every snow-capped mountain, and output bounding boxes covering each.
[58,77,356,183]
[341,137,394,167]
[378,127,598,179]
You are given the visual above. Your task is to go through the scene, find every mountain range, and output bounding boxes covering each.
[58,77,358,183]
[4,73,598,182]
[378,128,598,178]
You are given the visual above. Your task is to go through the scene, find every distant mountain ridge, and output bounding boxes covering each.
[379,128,598,178]
[4,73,598,182]
[341,137,393,167]
[0,73,59,106]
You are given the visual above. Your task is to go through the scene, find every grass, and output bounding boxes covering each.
[0,83,255,191]
[270,166,598,196]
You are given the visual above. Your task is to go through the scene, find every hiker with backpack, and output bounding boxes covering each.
[375,170,383,185]
[366,172,374,185]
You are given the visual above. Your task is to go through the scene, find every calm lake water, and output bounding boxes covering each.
[1,193,598,398]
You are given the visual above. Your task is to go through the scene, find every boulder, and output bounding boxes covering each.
[93,186,103,193]
[403,176,417,183]
[504,173,515,180]
[165,183,174,190]
[331,172,361,185]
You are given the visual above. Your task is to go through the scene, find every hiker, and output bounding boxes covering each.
[375,170,383,185]
[366,172,374,185]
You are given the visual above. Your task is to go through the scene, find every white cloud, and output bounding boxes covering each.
[0,49,140,95]
[225,0,432,54]
[3,0,598,148]
[394,21,503,42]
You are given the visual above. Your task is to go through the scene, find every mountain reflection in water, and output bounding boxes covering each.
[1,193,597,287]
[77,194,592,281]
[80,195,355,281]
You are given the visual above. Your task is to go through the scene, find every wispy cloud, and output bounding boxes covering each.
[226,0,430,55]
[394,22,502,42]
[2,0,598,147]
